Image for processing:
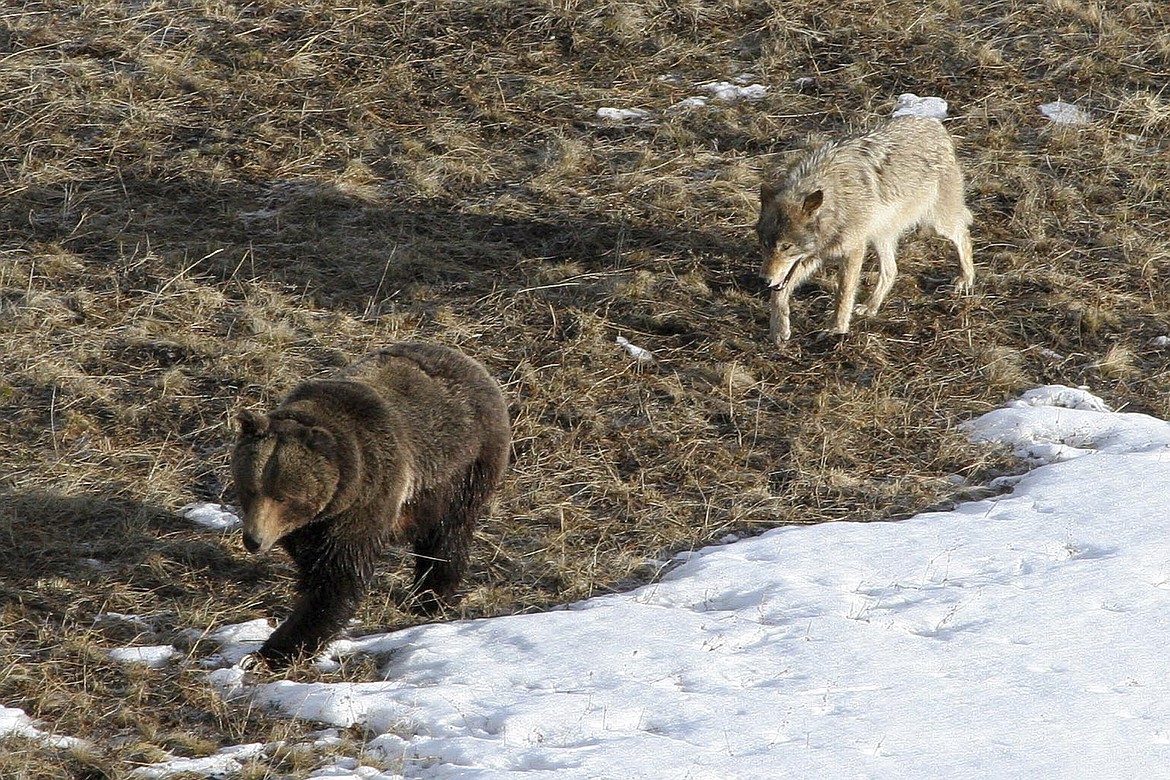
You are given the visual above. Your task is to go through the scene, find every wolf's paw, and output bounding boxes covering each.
[853,303,878,317]
[952,275,975,293]
[815,326,850,341]
[769,324,791,345]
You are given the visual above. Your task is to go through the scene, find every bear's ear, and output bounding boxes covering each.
[301,425,337,456]
[237,409,269,437]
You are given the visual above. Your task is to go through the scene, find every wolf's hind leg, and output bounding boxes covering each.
[934,185,975,292]
[950,227,975,292]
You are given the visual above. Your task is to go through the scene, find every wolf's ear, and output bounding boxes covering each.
[760,181,777,202]
[237,409,269,437]
[802,190,824,215]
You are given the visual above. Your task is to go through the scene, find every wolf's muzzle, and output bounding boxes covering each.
[767,258,807,292]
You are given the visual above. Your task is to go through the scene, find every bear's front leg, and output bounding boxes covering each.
[257,526,375,668]
[257,578,365,667]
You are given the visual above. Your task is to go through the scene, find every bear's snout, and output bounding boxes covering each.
[239,496,286,554]
[242,527,280,554]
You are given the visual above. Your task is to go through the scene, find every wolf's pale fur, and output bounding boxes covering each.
[756,116,975,343]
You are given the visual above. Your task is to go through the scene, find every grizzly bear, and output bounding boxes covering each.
[231,343,511,667]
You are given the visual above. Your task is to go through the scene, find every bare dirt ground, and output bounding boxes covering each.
[2,0,1168,776]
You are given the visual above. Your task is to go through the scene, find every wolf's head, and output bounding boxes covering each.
[756,183,823,291]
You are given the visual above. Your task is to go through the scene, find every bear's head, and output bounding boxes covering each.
[231,409,350,554]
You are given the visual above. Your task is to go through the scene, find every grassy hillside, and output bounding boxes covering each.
[2,0,1168,775]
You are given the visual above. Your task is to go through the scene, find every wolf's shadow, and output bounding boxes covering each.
[3,175,756,313]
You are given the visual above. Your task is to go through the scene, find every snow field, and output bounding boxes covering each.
[203,385,1170,778]
[8,384,1169,779]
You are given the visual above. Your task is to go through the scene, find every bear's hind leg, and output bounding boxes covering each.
[410,516,472,615]
[408,458,499,615]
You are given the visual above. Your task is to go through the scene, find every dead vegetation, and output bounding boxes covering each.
[2,0,1169,775]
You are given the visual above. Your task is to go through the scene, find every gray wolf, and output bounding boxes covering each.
[756,115,975,343]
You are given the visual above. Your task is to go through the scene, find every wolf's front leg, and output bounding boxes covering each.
[832,248,866,334]
[856,240,898,317]
[769,287,792,344]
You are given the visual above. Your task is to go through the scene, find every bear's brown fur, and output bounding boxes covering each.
[231,342,511,666]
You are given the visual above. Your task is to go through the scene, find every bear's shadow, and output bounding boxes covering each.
[0,490,282,636]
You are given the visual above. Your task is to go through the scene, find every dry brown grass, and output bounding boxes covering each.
[3,0,1170,775]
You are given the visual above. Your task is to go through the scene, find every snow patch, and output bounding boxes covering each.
[670,77,768,110]
[892,93,948,119]
[1040,101,1092,125]
[669,96,709,110]
[0,705,85,750]
[208,618,275,644]
[96,612,157,631]
[615,335,654,364]
[131,743,269,779]
[963,384,1170,463]
[698,80,768,101]
[199,618,274,668]
[309,758,401,779]
[1007,384,1111,412]
[596,107,651,123]
[181,502,241,531]
[109,645,180,668]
